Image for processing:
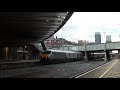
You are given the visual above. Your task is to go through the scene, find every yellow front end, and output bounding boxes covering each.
[41,54,48,59]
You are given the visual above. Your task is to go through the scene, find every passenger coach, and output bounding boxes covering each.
[40,49,84,64]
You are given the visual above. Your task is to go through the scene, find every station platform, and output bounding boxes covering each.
[0,60,40,70]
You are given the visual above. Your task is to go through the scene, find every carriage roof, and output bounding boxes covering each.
[45,49,80,53]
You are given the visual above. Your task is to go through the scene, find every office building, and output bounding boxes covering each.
[95,32,101,44]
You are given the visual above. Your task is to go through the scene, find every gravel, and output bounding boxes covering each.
[0,60,108,78]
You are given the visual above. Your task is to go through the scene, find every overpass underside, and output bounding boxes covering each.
[0,12,73,62]
[82,50,112,61]
[0,12,73,44]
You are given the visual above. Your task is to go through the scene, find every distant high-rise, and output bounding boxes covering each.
[106,35,111,43]
[95,32,101,44]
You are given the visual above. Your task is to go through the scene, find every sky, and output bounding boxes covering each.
[54,12,120,43]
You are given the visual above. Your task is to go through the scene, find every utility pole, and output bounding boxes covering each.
[118,24,120,59]
[84,40,88,61]
[102,24,107,61]
[119,35,120,42]
[118,24,120,42]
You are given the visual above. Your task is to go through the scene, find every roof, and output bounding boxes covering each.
[47,49,80,53]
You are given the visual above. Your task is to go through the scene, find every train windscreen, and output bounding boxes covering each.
[43,51,51,54]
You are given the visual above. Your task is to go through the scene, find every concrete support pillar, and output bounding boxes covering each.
[84,51,88,61]
[0,47,8,62]
[86,51,94,60]
[0,48,2,62]
[10,46,17,62]
[82,51,85,56]
[89,51,94,60]
[92,52,94,60]
[86,51,90,60]
[8,47,12,62]
[106,50,110,61]
[109,50,112,60]
[22,46,25,60]
[7,47,17,62]
[40,41,47,51]
[82,51,94,61]
[2,47,9,62]
[104,50,107,61]
[118,50,120,59]
[0,45,18,62]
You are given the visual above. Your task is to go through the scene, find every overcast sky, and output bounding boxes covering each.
[54,12,120,43]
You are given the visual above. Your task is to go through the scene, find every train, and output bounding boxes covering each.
[40,49,84,64]
[40,50,115,64]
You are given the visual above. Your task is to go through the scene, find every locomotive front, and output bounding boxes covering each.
[40,51,52,62]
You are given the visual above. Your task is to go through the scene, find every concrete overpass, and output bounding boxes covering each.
[73,42,120,51]
[52,42,120,51]
[52,42,120,61]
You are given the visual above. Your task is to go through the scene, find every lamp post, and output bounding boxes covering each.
[104,32,107,61]
[84,40,88,61]
[118,24,120,59]
[102,24,107,61]
[118,24,120,42]
[119,35,120,42]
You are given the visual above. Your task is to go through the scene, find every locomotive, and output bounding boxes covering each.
[40,50,113,64]
[40,49,84,64]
